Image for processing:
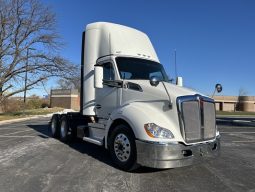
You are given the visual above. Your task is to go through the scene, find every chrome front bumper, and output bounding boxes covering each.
[136,136,220,169]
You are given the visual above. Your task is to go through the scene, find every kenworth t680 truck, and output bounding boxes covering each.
[50,22,220,171]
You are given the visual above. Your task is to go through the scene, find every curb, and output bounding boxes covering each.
[0,114,52,125]
[0,109,74,125]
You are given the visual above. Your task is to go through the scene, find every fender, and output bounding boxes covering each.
[104,101,182,148]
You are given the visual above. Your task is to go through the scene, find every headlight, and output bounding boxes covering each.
[144,123,174,139]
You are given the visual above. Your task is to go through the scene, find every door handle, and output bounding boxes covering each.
[95,104,101,109]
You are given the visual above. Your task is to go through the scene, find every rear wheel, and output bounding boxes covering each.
[50,114,60,138]
[60,116,69,142]
[109,124,138,171]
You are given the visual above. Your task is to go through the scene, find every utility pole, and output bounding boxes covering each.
[174,49,177,79]
[23,48,35,112]
[24,48,29,105]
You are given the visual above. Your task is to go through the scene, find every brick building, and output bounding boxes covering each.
[50,89,80,111]
[213,96,255,112]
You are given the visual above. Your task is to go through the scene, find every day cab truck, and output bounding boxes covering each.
[50,22,220,171]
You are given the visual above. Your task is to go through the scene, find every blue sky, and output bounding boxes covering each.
[39,0,255,96]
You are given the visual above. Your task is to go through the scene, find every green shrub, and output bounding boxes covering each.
[41,102,50,108]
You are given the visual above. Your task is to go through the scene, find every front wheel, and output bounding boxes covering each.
[109,124,138,171]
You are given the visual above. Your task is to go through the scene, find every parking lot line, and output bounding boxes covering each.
[232,140,255,143]
[232,120,253,123]
[3,129,33,136]
[220,132,255,134]
[0,127,31,130]
[0,135,36,138]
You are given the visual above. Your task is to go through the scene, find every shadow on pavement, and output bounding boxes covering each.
[26,123,163,173]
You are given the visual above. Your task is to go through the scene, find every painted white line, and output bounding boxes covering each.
[0,135,36,138]
[233,120,253,123]
[0,128,31,130]
[0,131,42,142]
[218,125,255,131]
[0,115,52,125]
[221,132,255,134]
[3,129,33,136]
[232,140,255,143]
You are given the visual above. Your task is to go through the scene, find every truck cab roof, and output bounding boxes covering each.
[84,22,159,63]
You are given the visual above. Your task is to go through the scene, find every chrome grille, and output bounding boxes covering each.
[203,102,216,139]
[177,95,216,143]
[182,101,201,142]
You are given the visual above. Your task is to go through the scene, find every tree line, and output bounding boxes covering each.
[0,0,80,107]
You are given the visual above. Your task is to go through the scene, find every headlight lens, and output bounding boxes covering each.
[144,123,174,139]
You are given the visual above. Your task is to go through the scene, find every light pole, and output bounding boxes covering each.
[23,48,35,111]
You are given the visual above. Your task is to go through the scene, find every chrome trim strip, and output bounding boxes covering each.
[136,139,179,145]
[136,135,220,147]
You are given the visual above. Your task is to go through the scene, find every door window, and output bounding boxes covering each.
[103,62,115,80]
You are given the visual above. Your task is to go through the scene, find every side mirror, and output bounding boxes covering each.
[215,83,222,93]
[150,76,160,86]
[176,77,183,86]
[211,83,223,97]
[94,66,103,88]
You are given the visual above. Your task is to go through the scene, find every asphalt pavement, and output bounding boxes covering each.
[0,117,255,192]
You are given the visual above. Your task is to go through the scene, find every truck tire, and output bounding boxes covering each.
[50,114,60,138]
[60,116,69,142]
[109,124,138,171]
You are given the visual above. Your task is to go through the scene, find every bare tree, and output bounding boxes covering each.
[238,87,248,97]
[57,64,81,92]
[0,0,75,104]
[236,87,248,111]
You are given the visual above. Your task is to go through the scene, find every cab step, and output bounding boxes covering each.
[83,136,103,146]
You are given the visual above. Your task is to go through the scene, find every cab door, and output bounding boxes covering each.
[95,61,119,119]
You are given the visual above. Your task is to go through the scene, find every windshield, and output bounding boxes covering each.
[116,57,169,81]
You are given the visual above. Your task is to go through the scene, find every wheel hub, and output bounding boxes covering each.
[114,133,131,162]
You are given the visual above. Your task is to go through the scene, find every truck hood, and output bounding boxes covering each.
[120,80,209,143]
[122,80,205,104]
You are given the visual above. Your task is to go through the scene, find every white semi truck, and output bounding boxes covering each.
[50,22,221,171]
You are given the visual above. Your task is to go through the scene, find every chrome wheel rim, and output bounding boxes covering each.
[114,133,131,162]
[60,120,67,138]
